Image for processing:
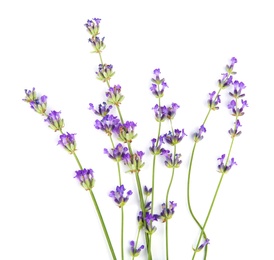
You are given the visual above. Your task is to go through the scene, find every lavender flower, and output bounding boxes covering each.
[151,68,165,85]
[217,154,237,174]
[218,58,237,89]
[74,168,95,190]
[85,18,101,37]
[226,57,238,74]
[88,36,105,53]
[122,151,145,173]
[228,119,242,137]
[149,136,165,155]
[163,129,187,146]
[162,151,182,168]
[96,64,115,82]
[106,85,124,106]
[29,95,47,115]
[208,91,221,110]
[22,88,37,103]
[194,238,210,252]
[159,201,177,222]
[44,110,64,131]
[227,99,249,116]
[109,185,133,208]
[229,80,246,99]
[117,121,137,143]
[150,81,168,98]
[144,212,159,234]
[94,114,121,136]
[144,186,152,196]
[193,125,206,142]
[104,143,128,162]
[58,132,76,154]
[167,103,180,120]
[152,104,168,122]
[129,241,145,257]
[89,102,113,117]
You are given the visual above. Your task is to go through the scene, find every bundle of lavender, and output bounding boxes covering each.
[22,18,248,260]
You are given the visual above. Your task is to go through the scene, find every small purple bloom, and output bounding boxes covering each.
[44,110,64,132]
[162,151,182,168]
[58,132,77,154]
[159,201,177,222]
[163,129,187,146]
[149,136,165,155]
[122,151,145,173]
[152,104,168,122]
[96,64,115,82]
[109,185,133,207]
[106,84,124,105]
[29,95,48,115]
[94,114,121,136]
[104,143,128,162]
[151,68,165,85]
[89,102,113,117]
[217,154,237,173]
[196,238,210,252]
[117,121,137,143]
[74,168,95,190]
[23,88,37,103]
[208,90,221,110]
[150,81,168,98]
[166,103,180,120]
[229,80,246,98]
[129,241,145,257]
[194,125,206,142]
[228,119,242,137]
[144,186,152,196]
[144,212,159,234]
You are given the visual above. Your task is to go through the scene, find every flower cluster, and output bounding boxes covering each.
[22,18,248,260]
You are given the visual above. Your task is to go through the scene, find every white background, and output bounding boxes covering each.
[0,1,273,259]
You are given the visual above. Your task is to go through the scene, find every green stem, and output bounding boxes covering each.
[72,153,117,259]
[89,190,117,260]
[192,173,225,260]
[121,207,124,260]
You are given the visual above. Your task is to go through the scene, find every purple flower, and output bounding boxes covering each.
[159,201,177,222]
[217,154,237,173]
[44,110,64,132]
[162,151,182,168]
[106,84,124,106]
[96,64,115,82]
[58,132,77,154]
[226,57,238,74]
[229,80,246,99]
[117,121,137,143]
[151,68,165,85]
[195,238,210,252]
[85,18,101,38]
[88,36,105,53]
[109,185,133,207]
[23,88,37,103]
[94,114,121,136]
[28,95,47,115]
[167,103,180,119]
[150,81,168,98]
[144,212,159,234]
[122,151,145,173]
[144,186,152,196]
[89,102,113,117]
[228,119,242,137]
[104,143,128,161]
[194,125,206,142]
[152,104,168,122]
[149,136,166,155]
[74,168,95,190]
[163,129,187,146]
[129,241,145,257]
[208,90,221,110]
[228,99,248,116]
